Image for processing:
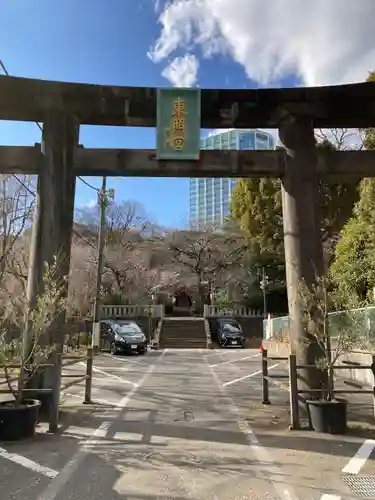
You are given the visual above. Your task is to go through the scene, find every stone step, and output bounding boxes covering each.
[161,338,205,342]
[160,335,206,342]
[161,338,206,342]
[159,319,206,348]
[162,325,205,329]
[161,325,205,330]
[160,343,207,348]
[161,339,206,343]
[161,331,205,336]
[162,320,205,323]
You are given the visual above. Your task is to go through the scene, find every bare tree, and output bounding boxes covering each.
[315,128,363,151]
[0,175,34,281]
[0,175,35,321]
[75,201,157,304]
[68,240,96,317]
[164,228,247,311]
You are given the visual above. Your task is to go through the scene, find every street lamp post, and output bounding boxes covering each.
[91,177,115,350]
[259,267,269,319]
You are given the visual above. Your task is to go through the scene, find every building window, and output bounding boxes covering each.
[214,135,221,148]
[239,131,250,149]
[256,132,269,143]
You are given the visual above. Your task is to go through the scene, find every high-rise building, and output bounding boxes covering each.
[189,129,275,230]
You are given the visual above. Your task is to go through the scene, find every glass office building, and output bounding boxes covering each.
[189,129,275,229]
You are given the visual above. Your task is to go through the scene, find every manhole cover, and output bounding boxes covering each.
[341,475,375,497]
[183,410,194,421]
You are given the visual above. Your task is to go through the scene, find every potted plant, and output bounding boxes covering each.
[0,259,67,441]
[298,275,367,434]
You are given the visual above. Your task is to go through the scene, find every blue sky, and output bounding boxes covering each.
[0,0,298,227]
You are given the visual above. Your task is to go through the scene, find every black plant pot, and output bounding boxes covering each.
[307,398,348,434]
[0,399,41,441]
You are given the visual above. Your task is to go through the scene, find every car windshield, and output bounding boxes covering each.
[222,323,241,332]
[114,324,140,336]
[113,321,141,331]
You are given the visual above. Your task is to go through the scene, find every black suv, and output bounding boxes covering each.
[217,318,245,348]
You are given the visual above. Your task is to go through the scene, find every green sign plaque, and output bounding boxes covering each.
[156,88,201,160]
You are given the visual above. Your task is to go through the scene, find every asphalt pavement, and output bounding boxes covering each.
[0,348,374,500]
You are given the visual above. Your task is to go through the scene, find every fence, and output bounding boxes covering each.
[0,347,93,433]
[204,305,263,317]
[101,304,164,319]
[261,348,375,430]
[263,306,375,342]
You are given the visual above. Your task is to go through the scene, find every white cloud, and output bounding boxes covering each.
[83,199,97,209]
[161,53,199,87]
[152,0,161,13]
[149,0,375,87]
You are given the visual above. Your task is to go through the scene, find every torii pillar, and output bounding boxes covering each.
[279,114,325,394]
[25,107,78,430]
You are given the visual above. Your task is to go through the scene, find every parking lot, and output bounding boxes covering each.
[0,348,374,500]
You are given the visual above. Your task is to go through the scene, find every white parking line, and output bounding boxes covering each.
[204,350,234,359]
[95,366,137,372]
[63,392,122,408]
[342,439,375,475]
[210,353,260,368]
[38,351,167,500]
[100,353,144,365]
[321,495,341,500]
[0,446,59,478]
[78,362,138,387]
[208,359,298,500]
[222,363,280,387]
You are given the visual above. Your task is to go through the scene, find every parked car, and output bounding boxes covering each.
[100,320,148,355]
[217,318,245,348]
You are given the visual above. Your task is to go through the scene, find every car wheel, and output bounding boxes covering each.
[111,342,117,355]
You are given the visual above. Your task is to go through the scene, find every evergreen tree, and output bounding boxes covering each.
[230,142,359,254]
[330,71,375,301]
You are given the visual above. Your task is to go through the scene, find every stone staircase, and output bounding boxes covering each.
[159,317,207,349]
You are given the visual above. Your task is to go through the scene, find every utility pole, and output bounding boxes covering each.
[259,267,269,319]
[91,176,114,349]
[0,176,7,278]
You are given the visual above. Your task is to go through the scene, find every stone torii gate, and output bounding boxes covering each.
[1,75,375,401]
